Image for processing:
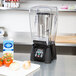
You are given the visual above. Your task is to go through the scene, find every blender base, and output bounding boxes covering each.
[30,40,57,63]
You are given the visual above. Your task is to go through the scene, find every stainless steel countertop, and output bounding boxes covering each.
[0,53,76,76]
[0,32,76,46]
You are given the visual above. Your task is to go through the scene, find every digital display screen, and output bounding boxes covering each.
[37,49,43,52]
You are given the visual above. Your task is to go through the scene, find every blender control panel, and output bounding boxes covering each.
[35,49,43,58]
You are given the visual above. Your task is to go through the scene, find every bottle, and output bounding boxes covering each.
[0,0,2,7]
[2,0,5,7]
[16,0,20,8]
[11,0,14,8]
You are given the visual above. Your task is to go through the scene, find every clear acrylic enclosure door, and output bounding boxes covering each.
[29,6,58,44]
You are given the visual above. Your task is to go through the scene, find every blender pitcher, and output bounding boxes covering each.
[29,6,58,63]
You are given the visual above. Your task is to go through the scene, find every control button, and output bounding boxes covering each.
[38,55,39,57]
[41,54,43,58]
[38,53,40,55]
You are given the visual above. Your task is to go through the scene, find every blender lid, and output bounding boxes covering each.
[29,6,58,15]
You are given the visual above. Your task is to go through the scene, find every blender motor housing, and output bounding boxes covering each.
[31,40,56,63]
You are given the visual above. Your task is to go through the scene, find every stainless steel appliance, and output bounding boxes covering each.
[29,6,58,63]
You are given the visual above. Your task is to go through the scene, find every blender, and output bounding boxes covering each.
[29,6,58,63]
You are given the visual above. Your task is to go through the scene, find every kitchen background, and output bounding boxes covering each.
[0,0,76,55]
[0,1,76,34]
